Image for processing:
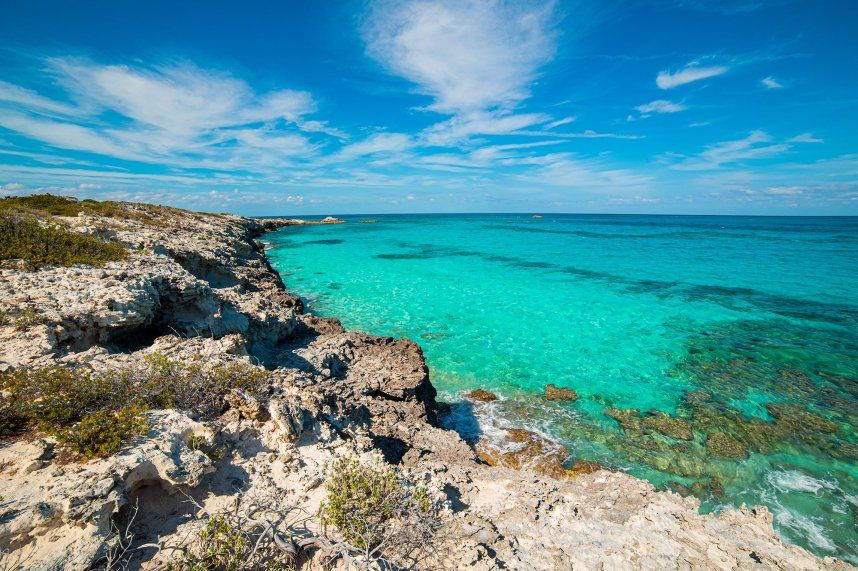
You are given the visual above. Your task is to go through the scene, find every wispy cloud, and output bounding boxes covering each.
[363,0,558,114]
[0,57,330,172]
[656,62,728,89]
[788,132,823,143]
[336,132,413,159]
[522,153,652,192]
[420,110,549,146]
[761,76,784,89]
[544,116,576,129]
[635,99,687,115]
[0,80,81,116]
[671,130,790,170]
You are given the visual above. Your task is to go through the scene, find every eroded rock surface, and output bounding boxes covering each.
[0,202,850,570]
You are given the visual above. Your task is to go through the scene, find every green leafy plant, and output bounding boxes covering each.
[0,193,158,223]
[12,308,44,330]
[0,358,268,460]
[55,404,149,460]
[168,515,293,571]
[319,457,439,565]
[0,213,127,269]
[134,353,269,419]
[186,433,230,461]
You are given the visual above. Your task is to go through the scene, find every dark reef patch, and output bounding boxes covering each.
[302,239,344,245]
[379,240,858,327]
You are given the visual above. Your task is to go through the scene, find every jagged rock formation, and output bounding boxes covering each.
[0,202,850,570]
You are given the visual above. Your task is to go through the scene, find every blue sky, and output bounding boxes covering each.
[0,0,856,215]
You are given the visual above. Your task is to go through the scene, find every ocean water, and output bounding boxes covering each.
[265,214,858,562]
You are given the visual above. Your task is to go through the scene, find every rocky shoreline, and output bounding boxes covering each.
[0,198,851,570]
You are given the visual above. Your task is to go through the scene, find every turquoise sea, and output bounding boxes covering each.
[265,214,858,562]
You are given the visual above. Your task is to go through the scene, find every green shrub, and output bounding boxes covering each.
[134,353,269,419]
[1,366,118,430]
[168,515,293,571]
[0,307,46,330]
[13,308,44,330]
[0,357,268,459]
[56,405,149,460]
[320,458,437,561]
[0,213,127,269]
[0,193,158,224]
[0,193,88,216]
[0,366,147,458]
[186,433,230,461]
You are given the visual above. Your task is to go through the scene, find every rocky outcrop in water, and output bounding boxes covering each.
[0,199,850,570]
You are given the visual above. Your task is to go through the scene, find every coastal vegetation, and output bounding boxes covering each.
[0,355,269,459]
[0,213,127,269]
[320,457,440,566]
[168,514,296,571]
[0,195,233,270]
[0,193,205,225]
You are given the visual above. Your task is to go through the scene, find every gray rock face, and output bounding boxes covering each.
[0,203,850,570]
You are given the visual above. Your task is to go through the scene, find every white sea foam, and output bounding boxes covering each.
[766,470,838,495]
[774,508,837,552]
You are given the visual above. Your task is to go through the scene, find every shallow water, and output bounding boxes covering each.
[266,214,858,562]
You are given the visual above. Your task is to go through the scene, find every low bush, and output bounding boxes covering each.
[55,405,150,460]
[131,353,269,419]
[168,515,294,571]
[0,193,158,223]
[0,357,268,459]
[320,457,439,566]
[0,307,46,330]
[187,433,231,461]
[13,308,44,330]
[0,213,127,269]
[0,366,147,457]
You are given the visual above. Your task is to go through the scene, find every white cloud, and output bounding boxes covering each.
[363,0,557,113]
[421,110,548,145]
[788,132,823,144]
[761,76,784,89]
[635,100,687,115]
[520,153,652,192]
[337,132,413,159]
[549,130,644,139]
[0,58,329,173]
[469,140,561,162]
[544,116,576,129]
[49,58,315,135]
[656,63,728,89]
[672,130,790,170]
[0,110,147,161]
[406,194,416,200]
[765,186,804,195]
[606,195,659,204]
[0,80,81,116]
[286,194,304,205]
[2,182,27,191]
[78,183,101,190]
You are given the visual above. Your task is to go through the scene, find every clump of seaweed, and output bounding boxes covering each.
[543,384,579,402]
[604,408,693,440]
[705,432,748,459]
